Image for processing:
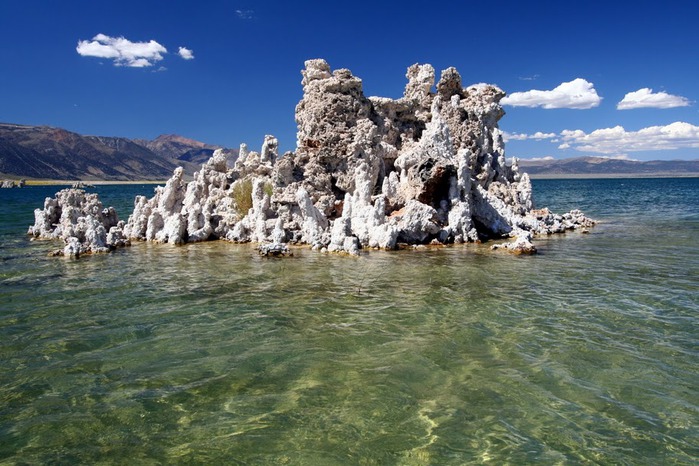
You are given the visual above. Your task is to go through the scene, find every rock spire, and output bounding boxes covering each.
[30,59,594,256]
[121,59,593,254]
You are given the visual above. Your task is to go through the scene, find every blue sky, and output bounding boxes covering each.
[1,0,697,161]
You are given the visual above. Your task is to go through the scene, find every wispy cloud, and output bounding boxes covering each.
[519,155,555,161]
[617,88,691,110]
[76,34,167,67]
[501,78,602,109]
[558,122,699,154]
[595,154,639,161]
[178,46,195,60]
[235,9,255,20]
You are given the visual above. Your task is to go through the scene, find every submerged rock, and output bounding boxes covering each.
[258,242,293,257]
[491,230,538,255]
[28,188,128,257]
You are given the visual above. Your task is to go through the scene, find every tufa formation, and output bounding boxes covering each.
[30,59,594,256]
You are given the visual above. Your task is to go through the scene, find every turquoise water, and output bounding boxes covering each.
[0,179,697,464]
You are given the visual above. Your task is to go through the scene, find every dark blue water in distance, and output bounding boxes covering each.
[0,178,697,464]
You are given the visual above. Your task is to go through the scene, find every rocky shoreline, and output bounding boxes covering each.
[28,59,594,257]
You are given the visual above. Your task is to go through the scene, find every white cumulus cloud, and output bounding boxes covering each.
[617,88,691,110]
[504,132,528,141]
[504,131,556,141]
[528,131,556,140]
[559,121,699,154]
[178,46,195,60]
[501,78,602,109]
[76,34,167,67]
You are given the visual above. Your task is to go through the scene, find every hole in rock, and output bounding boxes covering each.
[417,163,456,210]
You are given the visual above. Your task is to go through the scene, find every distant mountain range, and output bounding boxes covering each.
[0,123,237,181]
[2,122,697,181]
[518,156,699,178]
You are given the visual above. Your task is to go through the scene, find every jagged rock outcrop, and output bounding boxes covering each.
[28,60,595,257]
[27,189,128,257]
[119,59,593,255]
[30,60,594,255]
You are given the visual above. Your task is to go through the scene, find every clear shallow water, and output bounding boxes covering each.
[0,179,697,464]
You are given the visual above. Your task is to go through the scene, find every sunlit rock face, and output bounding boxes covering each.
[121,59,594,254]
[28,188,128,257]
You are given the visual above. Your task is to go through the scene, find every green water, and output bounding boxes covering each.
[0,179,697,464]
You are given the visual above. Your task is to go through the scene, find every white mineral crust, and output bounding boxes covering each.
[28,188,127,257]
[33,59,594,257]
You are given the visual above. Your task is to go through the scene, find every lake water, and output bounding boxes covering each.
[1,179,697,464]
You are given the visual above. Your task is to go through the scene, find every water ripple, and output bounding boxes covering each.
[1,180,698,463]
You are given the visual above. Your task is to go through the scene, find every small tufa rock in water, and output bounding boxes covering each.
[28,188,129,258]
[491,230,537,255]
[71,181,95,189]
